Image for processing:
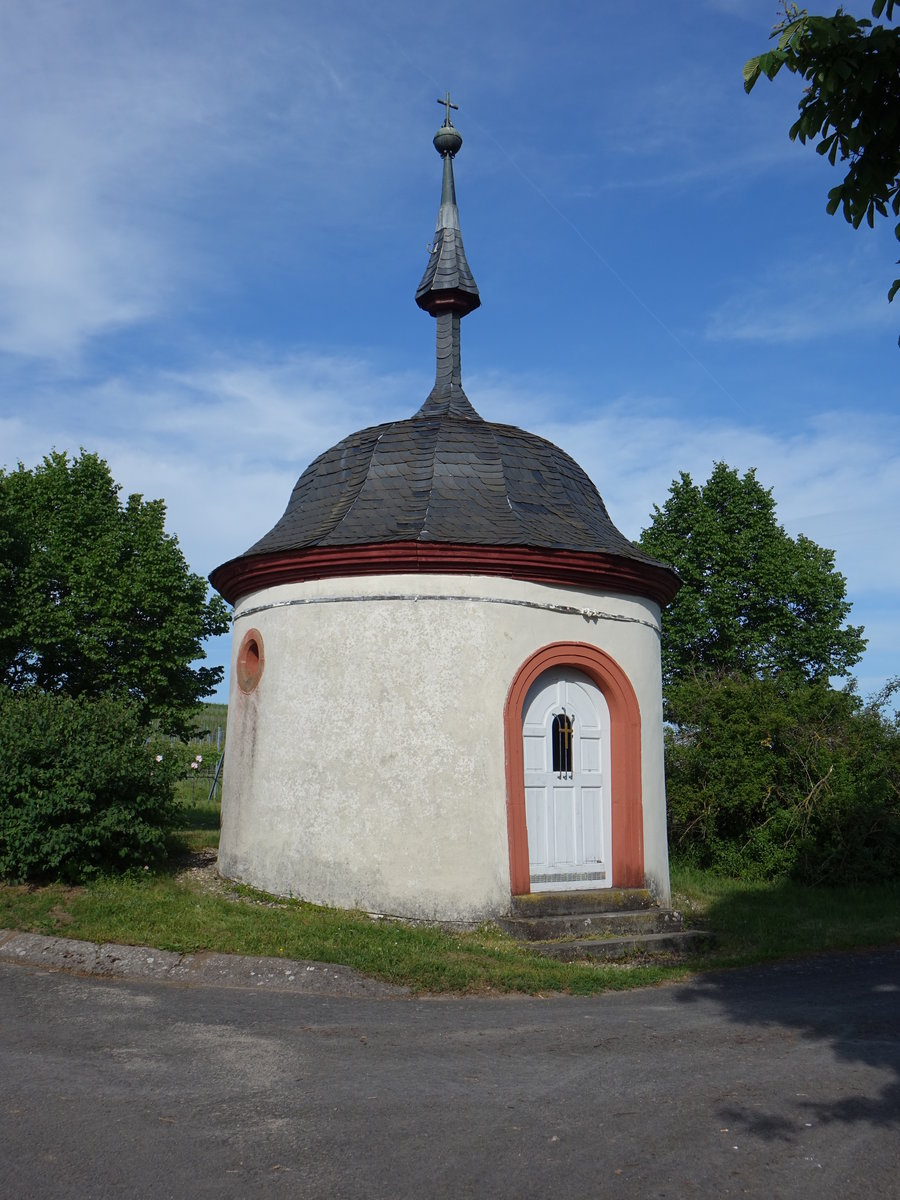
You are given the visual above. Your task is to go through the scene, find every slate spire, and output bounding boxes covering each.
[415,93,481,417]
[209,93,681,610]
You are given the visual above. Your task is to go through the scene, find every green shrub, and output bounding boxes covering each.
[665,674,900,885]
[0,688,178,882]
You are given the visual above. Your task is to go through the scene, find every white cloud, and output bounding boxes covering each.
[533,402,900,592]
[2,348,429,576]
[706,283,893,344]
[523,398,899,701]
[0,3,424,363]
[0,6,220,359]
[705,246,897,344]
[0,1,895,706]
[459,367,899,697]
[6,348,896,701]
[0,179,170,358]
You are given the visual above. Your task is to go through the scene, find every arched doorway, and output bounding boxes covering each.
[522,667,611,890]
[504,642,644,895]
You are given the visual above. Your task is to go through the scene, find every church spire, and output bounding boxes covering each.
[415,93,480,414]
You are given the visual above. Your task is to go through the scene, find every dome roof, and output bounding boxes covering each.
[209,384,680,607]
[243,389,655,564]
[209,100,679,608]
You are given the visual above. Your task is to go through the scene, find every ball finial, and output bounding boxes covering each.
[434,91,463,157]
[434,124,463,157]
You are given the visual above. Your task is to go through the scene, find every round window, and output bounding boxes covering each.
[236,628,265,694]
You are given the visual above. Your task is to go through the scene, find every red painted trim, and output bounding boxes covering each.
[503,642,644,895]
[236,627,265,694]
[415,288,481,316]
[210,542,680,608]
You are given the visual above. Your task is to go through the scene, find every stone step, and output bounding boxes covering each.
[527,929,716,963]
[498,906,683,942]
[510,888,653,918]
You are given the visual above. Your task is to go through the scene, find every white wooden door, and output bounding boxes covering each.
[522,667,611,891]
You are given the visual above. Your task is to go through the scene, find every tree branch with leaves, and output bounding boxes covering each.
[744,2,900,337]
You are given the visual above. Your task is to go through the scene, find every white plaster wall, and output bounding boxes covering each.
[219,572,670,920]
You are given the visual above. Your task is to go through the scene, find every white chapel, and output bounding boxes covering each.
[209,101,680,922]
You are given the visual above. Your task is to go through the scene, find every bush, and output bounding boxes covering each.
[0,688,178,882]
[665,674,900,885]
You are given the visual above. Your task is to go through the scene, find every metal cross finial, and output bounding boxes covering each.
[437,91,458,126]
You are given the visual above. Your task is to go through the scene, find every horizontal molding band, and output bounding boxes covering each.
[232,591,661,635]
[210,541,681,608]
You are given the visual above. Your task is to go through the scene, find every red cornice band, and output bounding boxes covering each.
[210,541,680,608]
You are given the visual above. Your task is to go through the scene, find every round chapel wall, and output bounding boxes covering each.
[218,572,669,921]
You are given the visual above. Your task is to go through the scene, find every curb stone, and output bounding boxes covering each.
[0,929,410,998]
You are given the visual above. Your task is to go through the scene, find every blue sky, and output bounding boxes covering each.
[0,0,897,704]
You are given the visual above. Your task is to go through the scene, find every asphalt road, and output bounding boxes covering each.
[1,948,898,1199]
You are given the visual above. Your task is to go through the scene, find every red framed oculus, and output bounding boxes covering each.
[236,628,265,694]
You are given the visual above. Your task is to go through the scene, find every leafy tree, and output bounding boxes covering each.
[0,451,230,736]
[638,462,865,689]
[664,673,900,884]
[743,2,900,334]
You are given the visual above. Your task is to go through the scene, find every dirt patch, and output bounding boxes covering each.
[173,849,236,900]
[173,850,293,910]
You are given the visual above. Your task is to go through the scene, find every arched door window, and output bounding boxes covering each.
[551,712,574,776]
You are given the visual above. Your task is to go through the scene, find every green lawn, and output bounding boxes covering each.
[2,798,898,996]
[1,868,680,996]
[172,798,221,851]
[670,865,900,964]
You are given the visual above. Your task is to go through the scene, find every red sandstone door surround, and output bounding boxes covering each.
[504,641,644,895]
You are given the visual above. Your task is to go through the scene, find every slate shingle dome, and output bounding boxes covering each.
[242,391,659,565]
[210,105,679,609]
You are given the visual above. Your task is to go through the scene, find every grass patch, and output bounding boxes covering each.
[0,871,678,995]
[168,798,222,853]
[171,828,220,853]
[2,805,898,995]
[670,861,900,964]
